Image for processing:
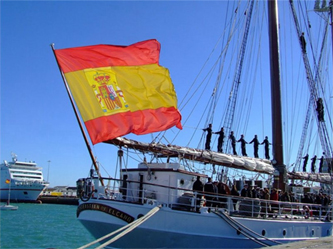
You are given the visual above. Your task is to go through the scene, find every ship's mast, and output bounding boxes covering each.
[267,0,286,191]
[330,1,333,80]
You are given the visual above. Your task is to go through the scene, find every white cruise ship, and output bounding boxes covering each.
[0,153,49,202]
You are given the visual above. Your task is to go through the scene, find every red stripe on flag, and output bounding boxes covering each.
[85,107,182,144]
[55,39,161,73]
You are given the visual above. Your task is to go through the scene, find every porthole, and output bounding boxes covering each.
[283,229,286,236]
[237,228,241,235]
[262,230,266,236]
[137,214,144,219]
[180,179,185,185]
[311,229,314,236]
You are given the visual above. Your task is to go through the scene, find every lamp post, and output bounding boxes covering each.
[47,160,51,182]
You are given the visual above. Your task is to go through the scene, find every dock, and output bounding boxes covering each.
[38,195,78,205]
[262,236,333,249]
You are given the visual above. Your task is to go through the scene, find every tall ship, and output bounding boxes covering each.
[0,153,49,202]
[52,0,332,248]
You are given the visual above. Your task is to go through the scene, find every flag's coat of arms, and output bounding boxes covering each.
[87,69,128,114]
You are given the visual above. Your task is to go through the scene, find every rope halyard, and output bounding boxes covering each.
[78,205,161,249]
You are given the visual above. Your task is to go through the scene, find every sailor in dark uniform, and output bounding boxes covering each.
[229,131,237,155]
[302,154,309,172]
[249,135,260,158]
[261,136,271,160]
[300,32,306,53]
[237,134,248,157]
[311,155,317,173]
[192,176,203,211]
[316,98,324,122]
[214,127,225,153]
[203,124,212,150]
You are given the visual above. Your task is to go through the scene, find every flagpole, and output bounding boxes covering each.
[50,43,105,186]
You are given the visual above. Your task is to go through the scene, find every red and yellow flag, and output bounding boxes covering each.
[54,39,182,144]
[5,179,10,184]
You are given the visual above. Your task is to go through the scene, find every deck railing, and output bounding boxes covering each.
[82,177,332,221]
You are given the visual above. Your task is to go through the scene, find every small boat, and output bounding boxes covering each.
[0,203,19,211]
[0,179,18,211]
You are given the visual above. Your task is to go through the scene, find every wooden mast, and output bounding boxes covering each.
[267,0,286,191]
[51,44,105,186]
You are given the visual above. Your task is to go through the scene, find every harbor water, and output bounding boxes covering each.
[0,203,96,248]
[1,203,331,249]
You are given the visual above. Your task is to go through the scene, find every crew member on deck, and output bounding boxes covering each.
[203,124,212,150]
[302,154,309,172]
[213,127,225,153]
[230,184,239,211]
[300,32,306,53]
[241,184,249,197]
[249,135,260,158]
[237,135,248,157]
[229,131,237,155]
[204,177,215,210]
[261,136,271,160]
[192,176,203,212]
[311,155,317,173]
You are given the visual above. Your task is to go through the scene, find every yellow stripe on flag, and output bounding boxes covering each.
[64,64,178,122]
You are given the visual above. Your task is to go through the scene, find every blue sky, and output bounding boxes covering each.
[1,0,332,187]
[1,0,231,186]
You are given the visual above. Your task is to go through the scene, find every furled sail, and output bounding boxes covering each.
[106,137,275,174]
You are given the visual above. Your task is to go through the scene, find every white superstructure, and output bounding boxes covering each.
[0,153,49,202]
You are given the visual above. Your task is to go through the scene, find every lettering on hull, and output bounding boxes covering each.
[77,203,135,223]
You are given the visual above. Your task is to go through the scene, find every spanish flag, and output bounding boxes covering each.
[5,179,10,184]
[54,40,182,144]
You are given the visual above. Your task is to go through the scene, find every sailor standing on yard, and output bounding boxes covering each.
[249,135,260,158]
[300,32,306,53]
[237,135,248,156]
[311,155,317,173]
[203,124,212,150]
[213,127,225,153]
[261,136,271,160]
[229,131,237,155]
[302,154,309,172]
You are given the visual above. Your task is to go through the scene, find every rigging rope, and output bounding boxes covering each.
[289,0,333,165]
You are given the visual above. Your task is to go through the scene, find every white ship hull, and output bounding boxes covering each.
[1,154,49,202]
[77,199,332,248]
[0,181,46,202]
